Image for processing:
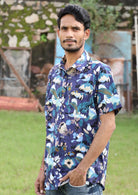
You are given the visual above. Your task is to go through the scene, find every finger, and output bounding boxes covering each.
[35,182,44,195]
[36,192,41,195]
[60,173,69,182]
[40,189,43,193]
[40,182,44,191]
[35,189,44,195]
[35,181,40,194]
[40,180,45,194]
[40,190,45,195]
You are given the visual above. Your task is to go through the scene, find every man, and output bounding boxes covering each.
[35,4,122,195]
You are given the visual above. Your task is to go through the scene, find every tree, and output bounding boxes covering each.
[69,0,121,48]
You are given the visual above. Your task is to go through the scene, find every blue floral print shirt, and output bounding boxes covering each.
[44,50,122,190]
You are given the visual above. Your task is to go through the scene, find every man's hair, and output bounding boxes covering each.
[57,4,91,30]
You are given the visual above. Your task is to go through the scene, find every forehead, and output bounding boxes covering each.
[60,14,84,28]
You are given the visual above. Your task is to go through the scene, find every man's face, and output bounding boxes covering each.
[57,14,90,53]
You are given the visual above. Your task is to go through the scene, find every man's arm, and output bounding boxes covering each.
[60,111,116,186]
[35,154,45,195]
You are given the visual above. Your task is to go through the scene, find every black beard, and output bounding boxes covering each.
[61,43,84,53]
[63,47,81,52]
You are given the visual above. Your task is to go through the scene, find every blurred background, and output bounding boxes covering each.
[0,0,138,113]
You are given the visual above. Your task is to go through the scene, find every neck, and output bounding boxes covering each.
[64,47,84,70]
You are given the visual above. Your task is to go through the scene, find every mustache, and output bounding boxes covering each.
[63,39,77,43]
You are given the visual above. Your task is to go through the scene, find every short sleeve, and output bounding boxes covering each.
[96,64,122,115]
[45,67,53,102]
[45,64,59,102]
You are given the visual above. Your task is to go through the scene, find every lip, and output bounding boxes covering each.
[65,41,75,44]
[63,39,76,43]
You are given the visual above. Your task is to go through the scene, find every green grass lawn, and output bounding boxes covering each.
[0,110,137,195]
[105,114,138,195]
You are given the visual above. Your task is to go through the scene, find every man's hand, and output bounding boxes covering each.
[60,167,87,186]
[35,169,45,195]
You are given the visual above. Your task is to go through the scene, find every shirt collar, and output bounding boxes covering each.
[59,50,91,74]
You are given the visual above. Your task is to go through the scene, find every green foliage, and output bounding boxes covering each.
[40,34,47,42]
[33,20,46,30]
[0,3,58,48]
[69,0,120,33]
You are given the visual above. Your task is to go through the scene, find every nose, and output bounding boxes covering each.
[66,29,73,38]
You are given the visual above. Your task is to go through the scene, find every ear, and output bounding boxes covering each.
[84,29,90,41]
[57,29,60,37]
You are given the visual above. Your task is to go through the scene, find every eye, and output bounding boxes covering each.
[61,26,68,31]
[72,27,80,31]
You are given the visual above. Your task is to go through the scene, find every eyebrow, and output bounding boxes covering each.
[60,25,81,29]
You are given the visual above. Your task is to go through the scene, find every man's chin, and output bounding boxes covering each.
[63,47,81,53]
